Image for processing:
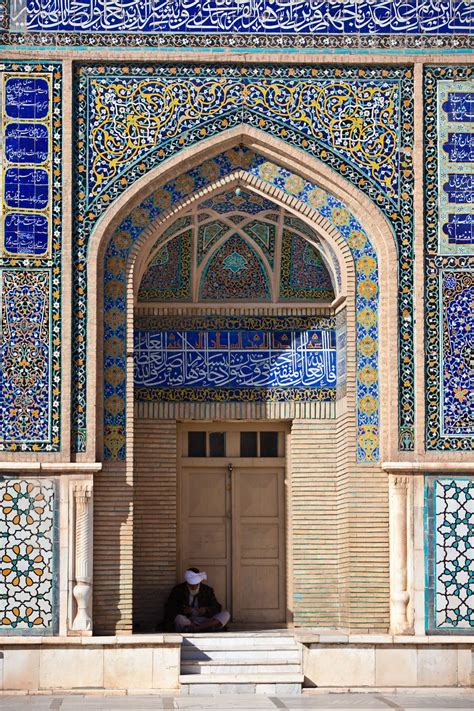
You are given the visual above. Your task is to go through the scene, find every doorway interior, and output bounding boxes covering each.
[178,422,290,626]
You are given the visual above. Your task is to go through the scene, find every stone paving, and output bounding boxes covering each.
[1,692,474,710]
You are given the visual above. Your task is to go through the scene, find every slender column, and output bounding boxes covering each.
[389,475,412,634]
[72,482,93,632]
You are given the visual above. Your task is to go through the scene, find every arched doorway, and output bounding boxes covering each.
[131,188,340,630]
[91,138,396,635]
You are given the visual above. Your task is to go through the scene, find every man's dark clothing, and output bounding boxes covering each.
[163,582,222,631]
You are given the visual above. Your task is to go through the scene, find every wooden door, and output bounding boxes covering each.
[232,466,286,623]
[180,466,231,612]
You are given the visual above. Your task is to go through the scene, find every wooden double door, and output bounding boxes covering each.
[179,426,287,624]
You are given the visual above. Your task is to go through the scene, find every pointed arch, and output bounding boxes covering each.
[86,128,398,463]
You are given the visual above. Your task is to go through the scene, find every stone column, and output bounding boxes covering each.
[72,481,93,632]
[389,475,412,634]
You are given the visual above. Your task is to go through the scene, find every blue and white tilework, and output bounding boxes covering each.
[4,1,473,50]
[438,80,474,255]
[0,479,57,634]
[135,317,336,402]
[425,66,473,452]
[425,477,474,633]
[0,63,62,452]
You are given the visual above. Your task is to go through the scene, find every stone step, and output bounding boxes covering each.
[181,680,302,696]
[181,637,299,650]
[180,672,304,685]
[181,648,301,662]
[181,661,302,675]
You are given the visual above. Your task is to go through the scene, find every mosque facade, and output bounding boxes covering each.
[0,0,473,693]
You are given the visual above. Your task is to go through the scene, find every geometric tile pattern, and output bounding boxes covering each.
[425,477,474,633]
[0,62,62,452]
[199,233,271,301]
[424,66,474,451]
[5,1,473,50]
[280,229,335,301]
[73,65,414,454]
[138,231,192,302]
[134,316,336,402]
[437,79,474,255]
[0,479,57,634]
[103,151,380,462]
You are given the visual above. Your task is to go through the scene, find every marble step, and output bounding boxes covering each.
[181,660,302,674]
[180,672,304,685]
[181,647,301,662]
[180,681,302,696]
[181,637,299,650]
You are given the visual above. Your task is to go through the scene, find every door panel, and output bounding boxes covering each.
[232,467,286,622]
[180,467,231,611]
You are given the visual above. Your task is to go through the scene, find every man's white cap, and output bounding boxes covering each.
[185,570,207,585]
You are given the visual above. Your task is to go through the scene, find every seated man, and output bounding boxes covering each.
[164,568,230,632]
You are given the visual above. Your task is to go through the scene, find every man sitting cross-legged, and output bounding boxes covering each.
[164,568,230,632]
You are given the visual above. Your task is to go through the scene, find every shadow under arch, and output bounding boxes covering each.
[87,127,398,464]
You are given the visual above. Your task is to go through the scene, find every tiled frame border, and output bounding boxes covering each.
[0,61,62,452]
[73,63,414,454]
[424,65,474,451]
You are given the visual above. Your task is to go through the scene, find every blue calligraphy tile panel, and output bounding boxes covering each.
[438,80,474,255]
[134,320,336,402]
[0,63,62,452]
[5,0,473,51]
[425,477,474,633]
[1,72,52,258]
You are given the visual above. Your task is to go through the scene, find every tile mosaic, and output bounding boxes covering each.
[425,477,474,632]
[424,66,474,452]
[0,479,57,634]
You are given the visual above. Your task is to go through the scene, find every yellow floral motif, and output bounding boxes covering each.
[307,187,327,209]
[358,365,377,386]
[105,336,124,357]
[357,255,376,275]
[359,394,377,416]
[175,174,195,195]
[114,231,132,250]
[358,278,377,299]
[105,365,125,386]
[358,335,377,357]
[104,307,125,330]
[130,207,150,227]
[348,229,367,251]
[152,189,172,210]
[331,207,350,226]
[358,426,379,462]
[200,160,220,181]
[357,307,377,329]
[105,280,124,301]
[104,425,126,459]
[104,394,125,416]
[259,161,279,182]
[285,174,305,195]
[107,256,126,276]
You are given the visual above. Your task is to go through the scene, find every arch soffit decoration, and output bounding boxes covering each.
[132,175,347,301]
[88,130,398,463]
